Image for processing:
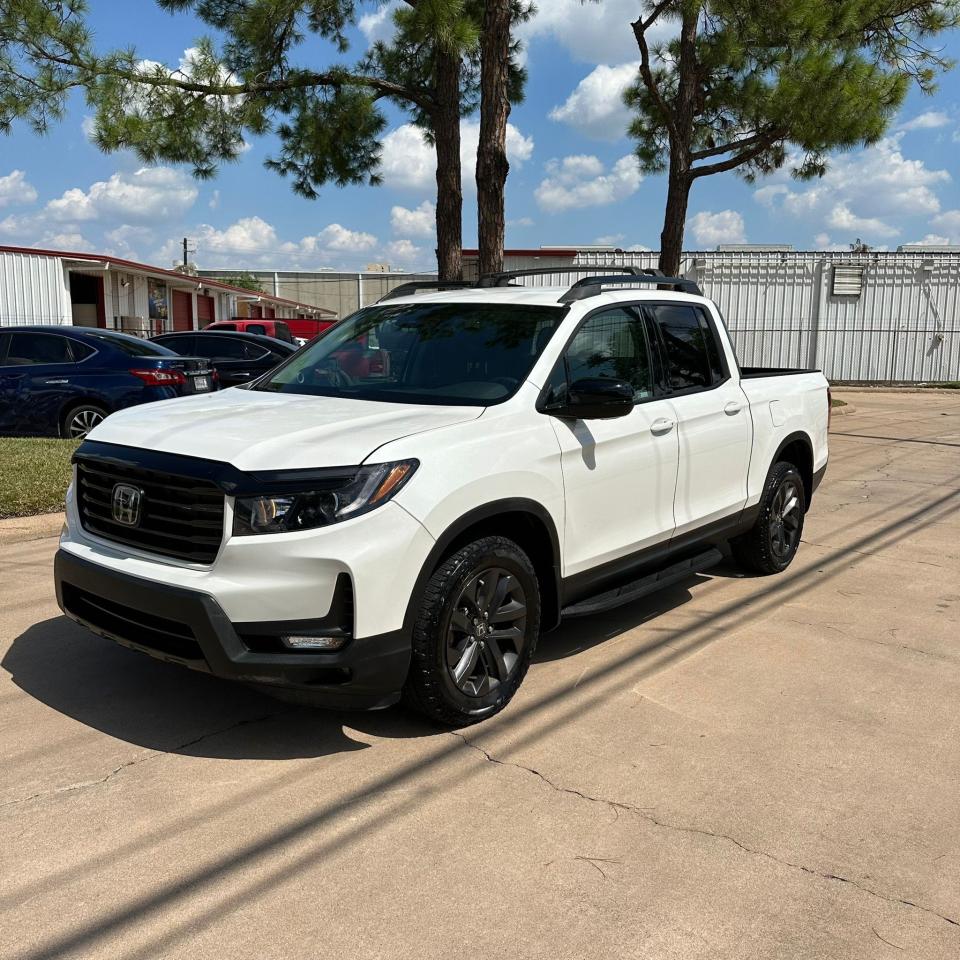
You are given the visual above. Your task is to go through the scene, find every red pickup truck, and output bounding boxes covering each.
[204,318,337,345]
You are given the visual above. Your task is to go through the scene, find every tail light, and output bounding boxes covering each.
[130,368,186,387]
[827,386,832,430]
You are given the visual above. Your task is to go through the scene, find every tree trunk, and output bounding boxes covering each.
[659,161,692,276]
[476,0,511,277]
[657,7,699,277]
[433,48,463,281]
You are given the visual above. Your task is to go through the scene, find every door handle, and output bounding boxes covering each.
[724,401,743,416]
[650,417,675,435]
[43,379,69,385]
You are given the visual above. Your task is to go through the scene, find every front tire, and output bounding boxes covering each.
[731,461,806,575]
[62,403,107,440]
[403,536,540,727]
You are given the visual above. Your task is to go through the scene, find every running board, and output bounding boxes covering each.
[560,547,723,618]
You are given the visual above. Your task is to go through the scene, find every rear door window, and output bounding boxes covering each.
[156,335,196,355]
[246,324,267,337]
[200,336,248,360]
[5,332,75,365]
[647,304,723,391]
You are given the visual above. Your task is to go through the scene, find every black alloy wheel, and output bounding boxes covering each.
[446,566,528,697]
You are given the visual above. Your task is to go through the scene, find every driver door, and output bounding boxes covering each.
[544,306,679,579]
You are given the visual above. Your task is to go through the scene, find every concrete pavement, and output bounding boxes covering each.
[2,390,959,959]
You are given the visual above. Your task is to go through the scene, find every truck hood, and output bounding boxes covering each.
[90,388,484,471]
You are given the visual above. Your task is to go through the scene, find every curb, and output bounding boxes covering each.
[0,511,65,546]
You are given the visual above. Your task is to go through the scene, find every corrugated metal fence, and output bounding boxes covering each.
[493,250,960,383]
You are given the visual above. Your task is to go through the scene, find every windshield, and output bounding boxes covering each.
[255,302,565,405]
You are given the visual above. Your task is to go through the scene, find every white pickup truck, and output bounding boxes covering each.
[56,269,830,726]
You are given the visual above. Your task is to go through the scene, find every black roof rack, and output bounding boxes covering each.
[378,280,475,302]
[559,274,702,302]
[478,265,645,287]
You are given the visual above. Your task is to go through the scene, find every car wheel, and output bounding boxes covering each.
[403,535,540,727]
[731,461,806,575]
[62,404,107,440]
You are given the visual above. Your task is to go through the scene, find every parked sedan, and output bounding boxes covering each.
[0,326,216,438]
[152,331,297,387]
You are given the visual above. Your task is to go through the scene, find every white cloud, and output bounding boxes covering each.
[312,223,378,253]
[902,233,952,247]
[755,135,950,241]
[44,167,198,223]
[359,1,401,45]
[391,200,436,238]
[0,170,38,208]
[379,120,535,193]
[384,239,428,266]
[521,0,673,65]
[899,110,951,132]
[929,210,960,242]
[688,210,746,247]
[827,203,899,239]
[209,189,220,210]
[594,233,625,245]
[549,62,638,141]
[534,154,642,213]
[507,216,534,228]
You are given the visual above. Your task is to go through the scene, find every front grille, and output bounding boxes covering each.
[62,583,205,662]
[76,457,225,564]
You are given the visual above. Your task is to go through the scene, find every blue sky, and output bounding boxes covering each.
[1,0,959,272]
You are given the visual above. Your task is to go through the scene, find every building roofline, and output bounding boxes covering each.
[0,244,336,315]
[461,248,578,258]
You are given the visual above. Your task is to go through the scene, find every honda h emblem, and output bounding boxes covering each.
[111,483,143,526]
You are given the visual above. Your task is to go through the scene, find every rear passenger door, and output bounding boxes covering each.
[0,332,86,436]
[644,303,751,535]
[544,306,679,577]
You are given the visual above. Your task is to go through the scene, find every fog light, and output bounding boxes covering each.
[281,634,348,651]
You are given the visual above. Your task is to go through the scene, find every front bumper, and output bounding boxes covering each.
[55,549,410,709]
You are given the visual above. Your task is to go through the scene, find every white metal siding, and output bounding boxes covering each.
[0,252,71,325]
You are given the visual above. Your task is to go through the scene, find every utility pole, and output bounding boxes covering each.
[181,237,196,272]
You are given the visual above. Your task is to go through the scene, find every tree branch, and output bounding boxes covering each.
[690,139,773,178]
[631,3,678,142]
[690,128,778,160]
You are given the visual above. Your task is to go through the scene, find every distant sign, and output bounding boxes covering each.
[148,279,168,321]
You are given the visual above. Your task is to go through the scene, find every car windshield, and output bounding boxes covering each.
[254,302,565,405]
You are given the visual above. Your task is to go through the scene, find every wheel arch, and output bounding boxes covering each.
[405,499,563,634]
[772,431,814,510]
[59,396,112,436]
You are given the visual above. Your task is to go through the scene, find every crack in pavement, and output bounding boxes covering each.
[451,733,960,932]
[0,710,291,809]
[783,619,959,665]
[800,539,945,569]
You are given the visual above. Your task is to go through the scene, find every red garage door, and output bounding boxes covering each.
[196,294,214,327]
[249,304,263,319]
[172,290,194,332]
[265,306,276,319]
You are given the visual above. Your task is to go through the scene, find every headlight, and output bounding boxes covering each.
[232,460,418,536]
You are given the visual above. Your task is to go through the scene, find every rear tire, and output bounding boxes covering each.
[731,461,805,575]
[403,536,540,727]
[62,403,107,440]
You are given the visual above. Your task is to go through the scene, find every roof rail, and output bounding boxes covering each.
[559,274,702,303]
[477,265,645,287]
[378,280,475,302]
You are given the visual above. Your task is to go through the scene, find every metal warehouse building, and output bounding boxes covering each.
[0,245,335,336]
[199,267,438,318]
[464,246,960,383]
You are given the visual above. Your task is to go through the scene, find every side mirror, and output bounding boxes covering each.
[560,378,634,420]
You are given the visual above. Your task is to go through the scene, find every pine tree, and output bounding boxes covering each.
[624,0,960,274]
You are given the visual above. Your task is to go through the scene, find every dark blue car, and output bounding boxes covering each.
[0,326,216,439]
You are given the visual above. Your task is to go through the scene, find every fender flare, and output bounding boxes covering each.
[402,498,563,634]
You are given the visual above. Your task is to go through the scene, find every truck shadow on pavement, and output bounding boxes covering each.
[2,577,710,761]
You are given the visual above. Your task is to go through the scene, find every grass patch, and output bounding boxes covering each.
[0,438,79,518]
[830,398,848,408]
